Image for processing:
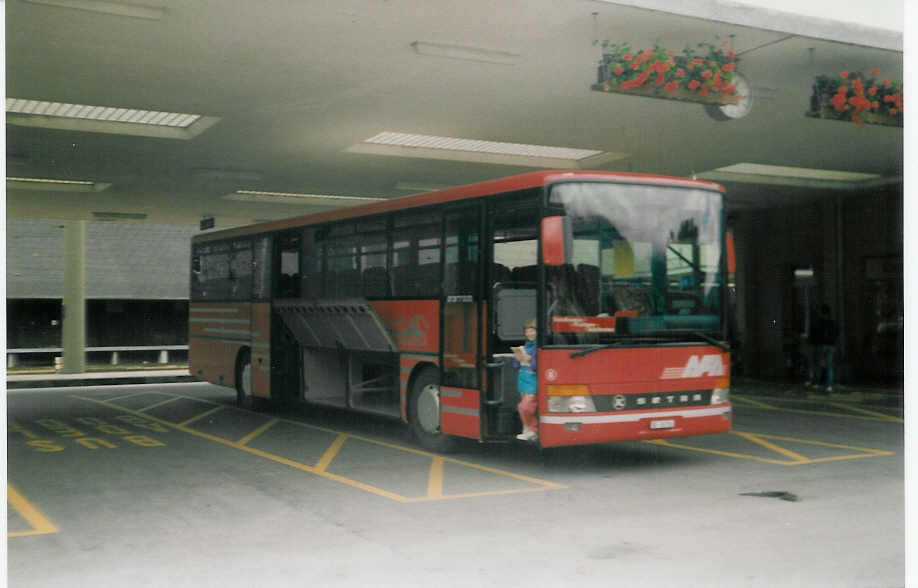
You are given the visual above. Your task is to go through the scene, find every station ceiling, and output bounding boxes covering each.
[5,0,904,229]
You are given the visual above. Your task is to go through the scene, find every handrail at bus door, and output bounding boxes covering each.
[483,354,514,406]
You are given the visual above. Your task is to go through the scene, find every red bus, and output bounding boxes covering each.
[189,170,732,451]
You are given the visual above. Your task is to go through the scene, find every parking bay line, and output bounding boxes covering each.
[648,430,894,466]
[826,402,904,424]
[8,483,59,538]
[73,394,564,502]
[732,394,903,423]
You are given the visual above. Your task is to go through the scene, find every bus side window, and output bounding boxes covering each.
[253,236,271,300]
[275,231,302,298]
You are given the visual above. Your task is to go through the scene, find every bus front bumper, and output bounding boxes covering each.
[536,404,732,448]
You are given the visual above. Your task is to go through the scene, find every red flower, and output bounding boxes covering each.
[722,62,736,72]
[701,70,713,79]
[727,50,735,58]
[688,80,701,91]
[868,86,878,96]
[872,101,879,109]
[623,53,633,61]
[693,58,703,66]
[699,87,709,96]
[631,62,641,70]
[870,67,880,75]
[840,71,849,79]
[676,68,686,78]
[884,78,892,88]
[890,108,898,115]
[830,92,848,111]
[838,86,848,95]
[664,81,679,92]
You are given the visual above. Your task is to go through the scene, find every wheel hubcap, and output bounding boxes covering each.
[417,383,440,434]
[241,362,252,398]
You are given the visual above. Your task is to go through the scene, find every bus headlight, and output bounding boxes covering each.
[711,386,730,405]
[547,385,596,413]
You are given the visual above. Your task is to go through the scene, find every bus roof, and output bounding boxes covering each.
[194,169,724,243]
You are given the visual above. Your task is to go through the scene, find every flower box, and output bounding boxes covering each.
[806,70,902,128]
[806,106,901,128]
[592,40,743,107]
[591,80,740,106]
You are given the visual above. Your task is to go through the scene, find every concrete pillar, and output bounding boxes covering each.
[158,350,169,364]
[61,220,86,374]
[110,351,120,365]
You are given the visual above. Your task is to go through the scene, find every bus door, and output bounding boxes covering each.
[439,207,483,439]
[484,203,540,439]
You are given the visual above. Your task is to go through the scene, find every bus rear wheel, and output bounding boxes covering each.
[409,367,457,453]
[235,348,256,410]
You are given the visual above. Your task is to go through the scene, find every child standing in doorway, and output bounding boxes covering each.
[513,319,538,441]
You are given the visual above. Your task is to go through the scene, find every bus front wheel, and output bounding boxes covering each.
[409,367,457,453]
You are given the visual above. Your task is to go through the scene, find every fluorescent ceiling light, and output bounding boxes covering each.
[411,41,521,65]
[23,0,165,20]
[225,190,386,206]
[394,181,457,192]
[193,168,264,182]
[92,211,148,221]
[7,176,112,192]
[347,132,627,169]
[6,98,218,139]
[697,163,889,189]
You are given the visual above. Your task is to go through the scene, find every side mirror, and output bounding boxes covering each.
[541,216,573,266]
[726,231,736,275]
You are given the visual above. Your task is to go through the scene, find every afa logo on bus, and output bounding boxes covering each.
[660,354,726,379]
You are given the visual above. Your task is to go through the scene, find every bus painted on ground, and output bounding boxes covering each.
[189,170,732,451]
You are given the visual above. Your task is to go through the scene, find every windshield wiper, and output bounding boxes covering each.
[690,331,729,351]
[569,338,658,358]
[569,343,622,358]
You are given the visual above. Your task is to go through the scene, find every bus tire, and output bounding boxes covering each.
[235,348,257,410]
[409,366,457,453]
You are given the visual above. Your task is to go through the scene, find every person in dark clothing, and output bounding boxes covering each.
[806,304,838,392]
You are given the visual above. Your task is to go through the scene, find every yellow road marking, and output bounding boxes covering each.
[180,405,225,427]
[731,394,777,409]
[750,432,895,456]
[107,392,146,402]
[647,439,797,465]
[314,434,348,473]
[427,456,444,499]
[731,395,901,423]
[648,429,894,466]
[237,418,280,446]
[827,402,904,423]
[733,431,810,464]
[72,394,563,502]
[138,396,184,412]
[8,484,59,537]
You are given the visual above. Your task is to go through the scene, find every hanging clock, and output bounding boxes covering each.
[704,73,753,121]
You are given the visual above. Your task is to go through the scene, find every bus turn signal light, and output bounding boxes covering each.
[547,385,590,396]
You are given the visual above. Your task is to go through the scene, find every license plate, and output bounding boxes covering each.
[650,419,675,430]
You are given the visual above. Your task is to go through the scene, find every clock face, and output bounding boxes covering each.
[705,73,753,120]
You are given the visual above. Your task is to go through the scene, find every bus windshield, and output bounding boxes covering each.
[546,181,725,346]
